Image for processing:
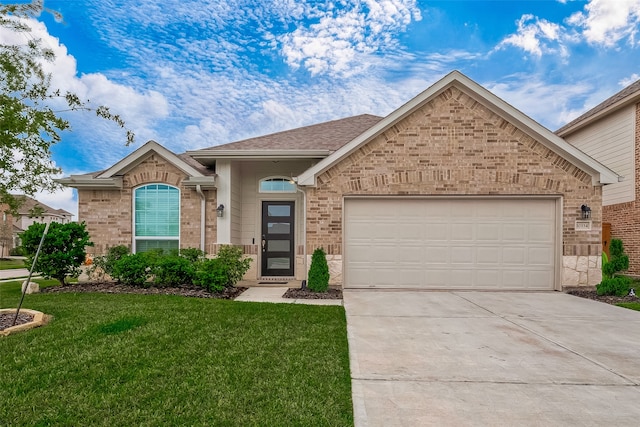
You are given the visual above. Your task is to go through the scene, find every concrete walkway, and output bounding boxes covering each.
[344,290,640,426]
[0,268,33,282]
[235,286,343,305]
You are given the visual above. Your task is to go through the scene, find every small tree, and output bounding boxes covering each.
[20,221,93,285]
[308,247,330,292]
[603,238,629,279]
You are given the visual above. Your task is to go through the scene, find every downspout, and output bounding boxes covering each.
[196,185,206,252]
[294,181,308,285]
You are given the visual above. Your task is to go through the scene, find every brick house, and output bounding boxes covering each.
[59,71,618,290]
[557,78,640,276]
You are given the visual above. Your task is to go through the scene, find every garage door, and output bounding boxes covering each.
[344,198,557,290]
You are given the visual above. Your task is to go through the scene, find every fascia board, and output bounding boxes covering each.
[97,141,205,178]
[182,176,217,189]
[556,93,640,136]
[55,176,123,189]
[186,149,330,160]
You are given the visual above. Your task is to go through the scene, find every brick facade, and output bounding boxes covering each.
[603,102,640,275]
[306,86,602,271]
[78,154,217,255]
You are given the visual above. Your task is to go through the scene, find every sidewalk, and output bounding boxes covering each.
[235,287,343,305]
[0,268,41,282]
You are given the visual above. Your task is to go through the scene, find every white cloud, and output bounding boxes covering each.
[497,14,567,58]
[619,73,640,87]
[567,0,640,46]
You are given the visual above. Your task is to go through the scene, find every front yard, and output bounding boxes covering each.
[0,281,353,426]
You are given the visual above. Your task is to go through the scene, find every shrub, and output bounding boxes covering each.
[111,253,154,287]
[603,238,629,278]
[155,255,195,287]
[308,247,329,292]
[178,248,206,263]
[215,245,251,286]
[9,246,25,256]
[91,245,130,280]
[596,276,632,296]
[193,258,230,292]
[20,222,93,286]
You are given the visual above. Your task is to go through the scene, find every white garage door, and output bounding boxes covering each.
[344,198,557,290]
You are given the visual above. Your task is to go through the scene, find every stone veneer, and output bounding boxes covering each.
[305,86,603,287]
[603,102,640,276]
[78,154,217,255]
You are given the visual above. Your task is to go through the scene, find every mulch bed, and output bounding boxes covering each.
[41,282,247,300]
[565,287,639,305]
[283,288,343,299]
[0,312,34,332]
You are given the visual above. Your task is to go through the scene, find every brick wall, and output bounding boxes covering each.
[603,102,640,275]
[78,154,217,255]
[306,86,602,257]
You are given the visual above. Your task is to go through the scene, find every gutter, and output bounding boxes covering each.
[196,185,206,251]
[294,180,308,286]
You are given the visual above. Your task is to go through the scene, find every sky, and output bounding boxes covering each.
[2,0,640,219]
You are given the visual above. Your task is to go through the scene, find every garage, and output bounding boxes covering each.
[344,197,559,290]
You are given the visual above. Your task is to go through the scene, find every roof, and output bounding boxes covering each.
[187,114,383,161]
[297,70,620,187]
[557,79,640,136]
[13,195,72,217]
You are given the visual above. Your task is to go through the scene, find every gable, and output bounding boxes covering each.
[297,71,618,187]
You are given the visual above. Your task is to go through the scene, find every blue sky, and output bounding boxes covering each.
[2,0,640,217]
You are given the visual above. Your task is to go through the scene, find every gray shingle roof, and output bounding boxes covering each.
[556,79,640,134]
[195,114,384,152]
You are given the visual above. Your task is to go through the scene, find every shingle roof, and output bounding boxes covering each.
[14,195,72,217]
[556,79,640,135]
[196,114,384,152]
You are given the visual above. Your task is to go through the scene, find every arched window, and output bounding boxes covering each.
[134,184,180,252]
[259,177,296,193]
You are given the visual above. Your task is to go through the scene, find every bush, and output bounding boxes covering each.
[603,238,629,278]
[597,276,632,296]
[155,255,195,287]
[215,245,251,286]
[111,253,154,287]
[91,245,130,280]
[178,248,206,263]
[9,246,24,256]
[193,258,230,292]
[20,222,93,286]
[308,247,329,292]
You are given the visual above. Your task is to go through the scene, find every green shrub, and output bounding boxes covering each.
[91,245,130,280]
[9,246,24,256]
[178,248,206,263]
[215,245,251,286]
[596,276,632,296]
[603,238,629,278]
[155,255,195,287]
[193,258,230,292]
[111,253,154,287]
[308,247,329,293]
[20,222,93,286]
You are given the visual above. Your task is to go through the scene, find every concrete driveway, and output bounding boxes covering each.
[344,290,640,426]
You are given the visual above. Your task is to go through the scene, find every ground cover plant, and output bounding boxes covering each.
[0,281,353,426]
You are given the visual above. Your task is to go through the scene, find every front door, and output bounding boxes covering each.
[261,201,295,277]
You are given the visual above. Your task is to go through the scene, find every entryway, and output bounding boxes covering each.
[261,201,295,277]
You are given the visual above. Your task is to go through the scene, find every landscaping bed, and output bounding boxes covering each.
[41,281,246,299]
[283,287,343,299]
[565,287,639,305]
[0,312,33,331]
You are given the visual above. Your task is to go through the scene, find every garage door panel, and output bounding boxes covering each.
[345,198,557,290]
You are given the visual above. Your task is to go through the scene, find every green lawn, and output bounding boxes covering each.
[0,281,353,426]
[616,302,640,312]
[0,258,26,270]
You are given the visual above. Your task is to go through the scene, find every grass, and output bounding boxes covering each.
[616,302,640,311]
[0,281,353,426]
[0,258,26,270]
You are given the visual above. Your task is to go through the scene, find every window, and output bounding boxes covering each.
[259,177,296,193]
[134,184,180,252]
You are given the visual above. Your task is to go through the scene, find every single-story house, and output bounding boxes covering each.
[557,78,640,276]
[59,71,619,290]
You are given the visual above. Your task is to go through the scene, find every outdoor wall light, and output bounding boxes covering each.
[216,204,225,218]
[580,204,591,220]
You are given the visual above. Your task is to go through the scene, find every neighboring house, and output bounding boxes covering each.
[557,79,640,276]
[0,195,73,256]
[58,71,618,290]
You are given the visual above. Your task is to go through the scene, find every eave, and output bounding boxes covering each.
[55,176,123,189]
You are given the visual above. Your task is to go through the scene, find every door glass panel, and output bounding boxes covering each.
[267,257,290,269]
[268,205,291,216]
[267,222,290,234]
[268,240,290,252]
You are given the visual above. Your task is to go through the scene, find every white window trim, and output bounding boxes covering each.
[132,183,181,253]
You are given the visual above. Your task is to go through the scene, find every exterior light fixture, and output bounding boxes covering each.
[216,204,225,218]
[580,204,591,220]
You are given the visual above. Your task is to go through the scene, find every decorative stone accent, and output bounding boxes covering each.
[563,255,601,287]
[0,308,49,336]
[21,281,39,294]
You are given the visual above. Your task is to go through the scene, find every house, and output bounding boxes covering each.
[58,71,618,290]
[0,195,73,256]
[557,78,640,277]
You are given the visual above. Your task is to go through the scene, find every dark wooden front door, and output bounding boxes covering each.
[261,201,295,277]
